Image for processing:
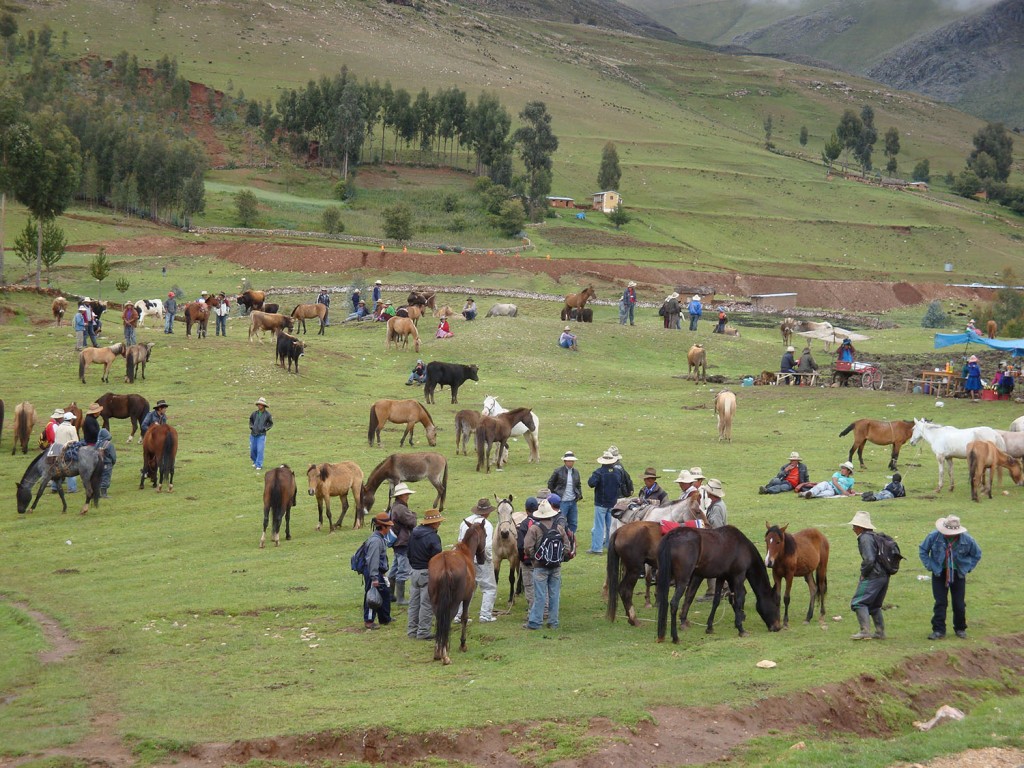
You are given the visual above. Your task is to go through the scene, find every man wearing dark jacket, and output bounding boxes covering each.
[363,513,394,630]
[607,445,634,498]
[387,483,418,606]
[547,451,583,533]
[406,509,444,640]
[638,467,668,505]
[588,451,624,555]
[516,497,540,612]
[759,451,809,494]
[848,510,890,641]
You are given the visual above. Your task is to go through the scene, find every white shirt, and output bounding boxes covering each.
[562,467,577,503]
[458,514,493,562]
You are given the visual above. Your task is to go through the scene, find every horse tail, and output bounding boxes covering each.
[433,565,454,655]
[291,304,301,317]
[15,405,28,446]
[439,460,448,511]
[79,352,86,382]
[160,428,176,478]
[368,404,379,446]
[125,347,136,382]
[606,530,621,622]
[817,537,829,614]
[968,445,980,501]
[655,533,674,641]
[838,422,856,437]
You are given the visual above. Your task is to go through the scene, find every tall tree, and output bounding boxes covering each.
[883,127,900,176]
[821,132,842,173]
[597,142,621,191]
[835,109,862,172]
[854,105,877,174]
[969,122,1013,182]
[799,126,808,147]
[512,101,558,207]
[763,114,773,149]
[468,92,511,179]
[0,86,33,285]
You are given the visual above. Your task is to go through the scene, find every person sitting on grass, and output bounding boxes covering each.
[344,300,369,322]
[759,451,809,495]
[436,316,454,339]
[801,461,857,498]
[462,298,477,321]
[862,473,906,502]
[558,325,578,351]
[406,359,427,386]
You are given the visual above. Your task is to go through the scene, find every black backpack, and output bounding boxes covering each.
[533,522,565,567]
[873,532,905,575]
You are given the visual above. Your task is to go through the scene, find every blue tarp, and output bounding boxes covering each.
[933,332,1024,357]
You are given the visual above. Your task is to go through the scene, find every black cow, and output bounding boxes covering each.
[263,303,280,315]
[424,361,478,405]
[275,332,305,374]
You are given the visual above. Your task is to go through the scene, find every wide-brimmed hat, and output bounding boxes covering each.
[564,325,572,331]
[675,469,695,484]
[86,402,103,416]
[534,500,558,520]
[706,478,724,498]
[840,461,855,472]
[562,451,577,462]
[597,451,617,465]
[255,397,267,406]
[200,290,208,296]
[691,294,700,301]
[353,288,360,293]
[968,355,978,362]
[936,515,967,536]
[689,467,705,480]
[358,300,365,305]
[154,400,169,409]
[421,509,444,524]
[393,482,415,497]
[848,510,875,530]
[63,412,76,421]
[642,467,659,480]
[83,296,91,302]
[786,345,795,352]
[789,451,801,461]
[374,279,382,285]
[373,512,394,528]
[670,292,679,299]
[607,445,621,459]
[50,408,65,420]
[627,281,637,288]
[472,498,495,515]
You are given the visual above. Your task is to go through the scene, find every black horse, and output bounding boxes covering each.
[656,525,781,643]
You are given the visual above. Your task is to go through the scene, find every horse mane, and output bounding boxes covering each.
[781,530,797,557]
[319,464,330,482]
[19,450,46,483]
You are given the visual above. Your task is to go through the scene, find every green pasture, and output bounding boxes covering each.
[2,283,1023,765]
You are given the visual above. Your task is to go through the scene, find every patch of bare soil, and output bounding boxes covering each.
[900,747,1024,768]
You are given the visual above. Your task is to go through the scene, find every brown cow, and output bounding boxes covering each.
[248,311,294,342]
[52,297,68,326]
[237,290,267,314]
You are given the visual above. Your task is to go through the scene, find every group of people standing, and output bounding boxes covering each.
[37,403,116,498]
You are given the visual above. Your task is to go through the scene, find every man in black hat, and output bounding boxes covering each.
[456,498,497,622]
[638,467,668,505]
[140,400,169,439]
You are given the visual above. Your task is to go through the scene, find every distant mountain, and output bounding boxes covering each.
[458,0,679,41]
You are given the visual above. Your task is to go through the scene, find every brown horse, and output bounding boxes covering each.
[52,297,68,326]
[968,440,1023,501]
[95,392,150,442]
[184,302,209,338]
[386,316,420,352]
[763,523,830,627]
[606,521,662,626]
[79,343,126,384]
[368,399,437,448]
[434,304,455,320]
[656,526,782,643]
[401,304,423,327]
[428,521,487,665]
[687,344,707,384]
[361,452,448,515]
[291,303,327,335]
[11,401,36,455]
[125,342,155,383]
[839,419,913,471]
[987,319,997,339]
[260,465,297,548]
[475,408,535,473]
[140,423,177,492]
[492,496,522,607]
[454,409,481,456]
[63,402,83,431]
[307,461,364,530]
[408,291,437,311]
[563,285,596,318]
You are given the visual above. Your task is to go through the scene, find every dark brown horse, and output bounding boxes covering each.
[454,409,481,456]
[763,523,830,627]
[839,419,913,471]
[184,302,209,338]
[361,451,448,515]
[563,285,596,318]
[606,521,662,626]
[428,520,486,665]
[407,291,437,311]
[475,407,535,473]
[368,399,437,448]
[261,465,297,548]
[125,342,155,384]
[95,392,150,442]
[656,526,782,643]
[140,423,177,492]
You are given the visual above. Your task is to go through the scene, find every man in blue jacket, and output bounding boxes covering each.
[919,515,981,640]
[687,294,702,331]
[588,450,623,555]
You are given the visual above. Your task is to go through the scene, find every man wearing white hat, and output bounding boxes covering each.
[587,451,624,554]
[457,499,498,622]
[50,412,81,494]
[248,397,273,471]
[619,281,637,326]
[780,345,797,384]
[760,451,810,495]
[919,516,981,640]
[387,483,417,606]
[802,461,856,498]
[848,510,889,640]
[686,293,702,331]
[547,451,583,533]
[558,325,578,351]
[523,499,572,630]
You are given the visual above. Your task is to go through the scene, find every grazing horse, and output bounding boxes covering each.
[656,526,782,643]
[563,285,596,319]
[291,303,327,335]
[95,392,150,442]
[184,302,209,338]
[361,452,448,516]
[482,395,541,464]
[386,316,420,352]
[11,401,36,455]
[763,523,830,627]
[606,521,663,626]
[16,447,104,516]
[486,303,518,318]
[687,344,707,384]
[79,343,126,384]
[714,390,736,442]
[987,320,997,339]
[428,521,487,665]
[140,423,177,492]
[475,408,535,473]
[133,299,164,327]
[968,440,1023,501]
[910,418,1006,492]
[260,465,297,548]
[454,409,481,456]
[368,399,437,448]
[839,419,913,471]
[307,461,364,530]
[492,496,523,607]
[780,316,795,346]
[125,342,155,383]
[52,297,68,326]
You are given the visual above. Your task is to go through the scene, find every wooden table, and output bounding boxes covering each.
[918,370,962,397]
[775,372,819,386]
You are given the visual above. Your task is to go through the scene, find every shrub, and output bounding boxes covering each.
[382,204,413,241]
[921,300,949,328]
[321,206,344,234]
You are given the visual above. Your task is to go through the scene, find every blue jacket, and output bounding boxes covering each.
[589,465,624,508]
[919,531,981,577]
[687,300,702,317]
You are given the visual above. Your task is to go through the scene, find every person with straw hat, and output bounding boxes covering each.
[82,402,103,445]
[248,396,273,471]
[848,510,889,640]
[456,498,498,623]
[919,515,981,640]
[587,450,624,554]
[362,512,395,630]
[780,345,798,384]
[638,467,668,505]
[801,461,856,498]
[387,483,417,606]
[619,281,637,326]
[759,451,810,495]
[523,499,572,631]
[964,355,983,401]
[547,451,583,533]
[406,509,445,640]
[558,325,578,351]
[686,293,703,331]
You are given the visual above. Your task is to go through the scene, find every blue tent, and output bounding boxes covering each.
[933,332,1024,357]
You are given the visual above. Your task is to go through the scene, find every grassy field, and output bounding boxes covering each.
[2,279,1023,765]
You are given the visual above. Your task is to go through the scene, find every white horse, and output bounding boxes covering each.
[486,303,518,318]
[482,395,539,464]
[996,430,1024,459]
[1010,415,1024,432]
[910,418,1006,492]
[134,299,165,327]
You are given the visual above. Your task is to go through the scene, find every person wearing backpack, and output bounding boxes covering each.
[523,500,571,630]
[848,510,890,641]
[919,515,981,640]
[362,513,395,630]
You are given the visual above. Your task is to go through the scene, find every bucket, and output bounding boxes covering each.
[980,390,998,401]
[923,383,931,395]
[741,376,754,387]
[944,262,953,272]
